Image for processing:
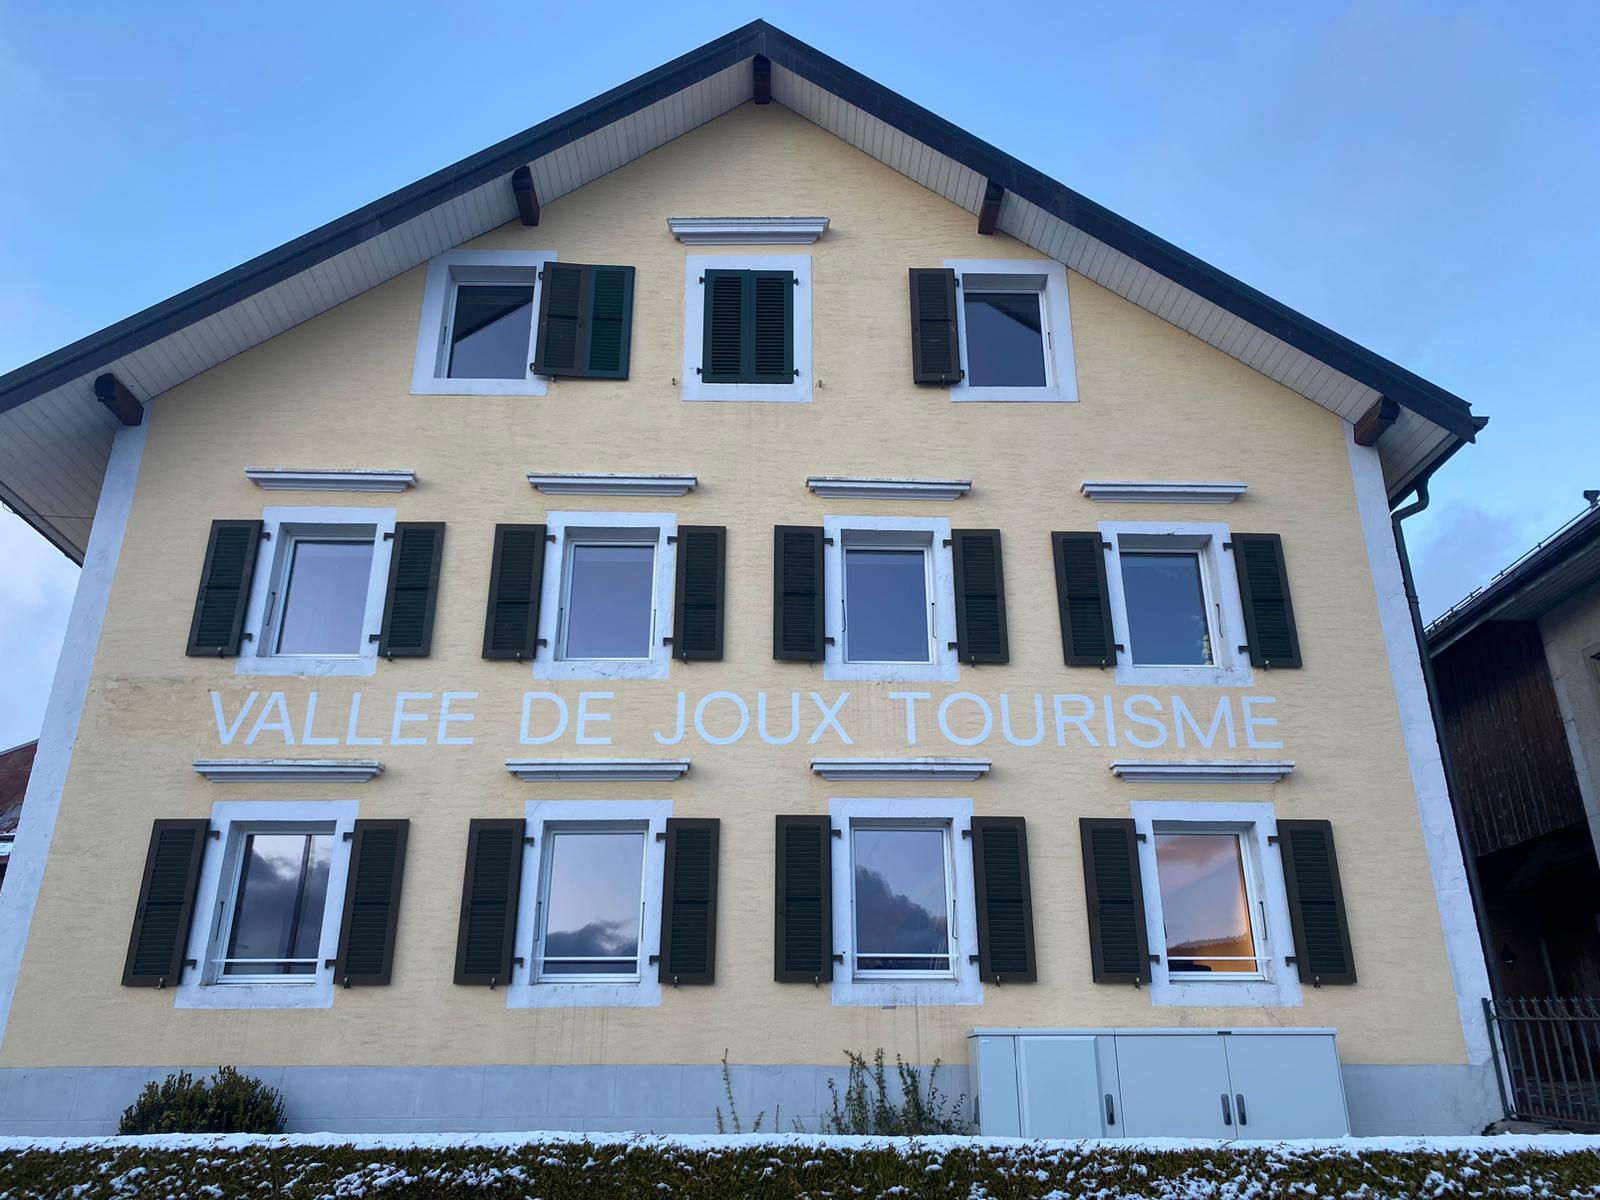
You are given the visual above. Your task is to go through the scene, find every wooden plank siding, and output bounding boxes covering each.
[1433,620,1586,857]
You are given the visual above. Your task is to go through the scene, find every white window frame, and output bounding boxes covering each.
[1100,520,1254,688]
[823,515,959,683]
[532,822,650,984]
[175,799,358,1011]
[507,799,670,1009]
[680,253,812,403]
[849,820,958,982]
[945,258,1077,402]
[1130,800,1303,1009]
[411,249,555,396]
[532,511,677,681]
[235,505,397,678]
[828,797,982,1007]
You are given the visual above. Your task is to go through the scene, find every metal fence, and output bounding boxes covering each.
[1485,997,1600,1128]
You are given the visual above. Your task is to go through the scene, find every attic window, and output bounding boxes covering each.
[448,284,535,379]
[944,258,1078,403]
[411,250,554,396]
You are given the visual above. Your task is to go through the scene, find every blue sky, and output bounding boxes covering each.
[0,1,1595,748]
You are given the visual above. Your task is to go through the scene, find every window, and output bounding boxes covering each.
[1120,550,1213,667]
[412,249,554,395]
[1153,832,1260,975]
[844,545,933,664]
[851,824,955,977]
[535,826,647,981]
[215,829,335,982]
[534,512,677,681]
[273,534,374,656]
[681,254,812,402]
[823,517,959,682]
[946,258,1076,402]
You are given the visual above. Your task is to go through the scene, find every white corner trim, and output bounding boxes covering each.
[192,759,385,783]
[1109,760,1294,783]
[1080,481,1247,504]
[527,472,697,497]
[1348,435,1494,1065]
[668,216,829,244]
[806,476,972,501]
[0,419,147,1051]
[811,757,991,782]
[245,468,417,493]
[506,759,691,782]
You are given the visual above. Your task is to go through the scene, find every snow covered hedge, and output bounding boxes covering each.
[2,1133,1600,1198]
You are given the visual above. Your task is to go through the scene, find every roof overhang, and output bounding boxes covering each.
[0,20,1484,563]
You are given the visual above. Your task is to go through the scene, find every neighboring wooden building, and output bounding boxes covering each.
[0,741,36,892]
[1429,501,1600,999]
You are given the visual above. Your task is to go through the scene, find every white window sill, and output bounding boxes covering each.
[410,376,549,397]
[535,657,671,682]
[1114,662,1254,688]
[1154,976,1301,1009]
[682,382,812,404]
[949,385,1074,403]
[824,659,960,684]
[234,654,378,678]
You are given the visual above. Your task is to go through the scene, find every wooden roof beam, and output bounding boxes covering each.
[753,54,771,104]
[1354,395,1400,446]
[93,373,143,426]
[978,180,1004,235]
[511,165,539,226]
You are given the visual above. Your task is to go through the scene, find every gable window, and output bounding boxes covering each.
[823,517,959,682]
[216,829,335,981]
[273,534,375,656]
[681,254,812,403]
[1153,831,1261,975]
[535,825,647,981]
[412,249,554,396]
[844,544,934,665]
[945,258,1076,402]
[851,823,955,977]
[1120,549,1214,667]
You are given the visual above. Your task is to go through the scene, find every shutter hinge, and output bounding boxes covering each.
[1101,541,1114,551]
[960,828,972,839]
[259,530,272,541]
[342,831,354,842]
[207,829,221,840]
[822,536,835,546]
[823,636,836,646]
[524,836,537,846]
[513,957,525,967]
[649,954,661,964]
[942,538,952,547]
[655,831,668,842]
[1149,954,1162,963]
[830,827,842,838]
[947,641,960,651]
[324,958,337,968]
[369,634,381,643]
[662,636,674,646]
[831,953,845,963]
[1267,834,1281,845]
[1238,644,1252,656]
[967,954,980,963]
[666,535,678,544]
[1135,832,1147,842]
[383,530,395,541]
[793,369,801,378]
[1222,540,1235,550]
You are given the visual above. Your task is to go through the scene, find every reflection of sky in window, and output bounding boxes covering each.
[541,830,644,974]
[224,833,332,976]
[1154,832,1256,973]
[563,543,655,660]
[276,540,372,655]
[448,284,533,379]
[844,548,930,663]
[852,827,949,957]
[1121,551,1213,665]
[963,290,1046,387]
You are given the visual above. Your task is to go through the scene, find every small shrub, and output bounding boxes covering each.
[713,1048,766,1134]
[119,1066,285,1134]
[825,1048,972,1135]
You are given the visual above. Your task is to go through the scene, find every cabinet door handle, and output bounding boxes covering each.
[1235,1093,1248,1127]
[1220,1093,1233,1126]
[1104,1093,1115,1125]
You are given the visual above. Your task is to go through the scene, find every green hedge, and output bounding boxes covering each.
[1,1135,1598,1198]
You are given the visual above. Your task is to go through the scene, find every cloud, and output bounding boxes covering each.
[0,505,78,749]
[1409,503,1536,623]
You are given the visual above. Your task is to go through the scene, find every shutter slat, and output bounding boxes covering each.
[482,524,547,660]
[379,522,445,657]
[775,815,833,982]
[773,525,825,661]
[1277,819,1356,984]
[659,818,719,985]
[334,819,409,986]
[672,525,726,660]
[584,266,634,378]
[186,520,262,657]
[1079,817,1151,984]
[751,271,794,383]
[1052,531,1116,666]
[123,820,209,987]
[971,817,1036,983]
[702,271,746,382]
[1233,533,1303,668]
[454,819,524,986]
[909,268,961,384]
[533,262,584,375]
[952,528,1009,664]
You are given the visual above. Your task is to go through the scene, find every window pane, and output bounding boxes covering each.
[963,290,1047,387]
[563,543,655,660]
[1155,833,1258,974]
[541,830,645,976]
[276,540,373,655]
[224,833,333,977]
[448,284,534,379]
[1121,551,1213,666]
[844,548,930,663]
[853,827,950,972]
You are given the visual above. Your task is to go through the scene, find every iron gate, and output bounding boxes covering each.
[1485,997,1600,1128]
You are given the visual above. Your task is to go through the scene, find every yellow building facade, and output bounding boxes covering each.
[0,24,1495,1136]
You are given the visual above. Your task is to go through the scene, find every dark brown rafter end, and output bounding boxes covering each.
[978,180,1004,236]
[1354,395,1400,446]
[753,54,771,104]
[511,165,539,226]
[93,373,143,426]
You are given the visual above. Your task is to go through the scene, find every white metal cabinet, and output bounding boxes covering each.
[1113,1033,1235,1138]
[1016,1036,1112,1138]
[1219,1032,1348,1138]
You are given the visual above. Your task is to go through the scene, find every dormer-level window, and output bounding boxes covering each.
[446,283,536,380]
[411,250,554,396]
[911,260,1077,401]
[682,254,812,403]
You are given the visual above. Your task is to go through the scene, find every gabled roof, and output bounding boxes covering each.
[0,19,1484,563]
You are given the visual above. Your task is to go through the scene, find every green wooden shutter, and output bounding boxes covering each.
[1052,531,1116,667]
[750,271,794,383]
[952,528,1009,663]
[333,819,409,987]
[774,815,833,983]
[970,817,1036,983]
[482,524,546,660]
[379,522,445,657]
[1232,533,1303,668]
[533,262,584,375]
[1277,820,1356,985]
[186,520,262,657]
[1079,817,1151,984]
[584,265,635,378]
[672,525,726,660]
[773,525,825,661]
[533,263,636,379]
[701,270,746,383]
[122,819,208,987]
[909,268,961,384]
[701,269,792,384]
[659,818,719,985]
[454,819,524,986]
